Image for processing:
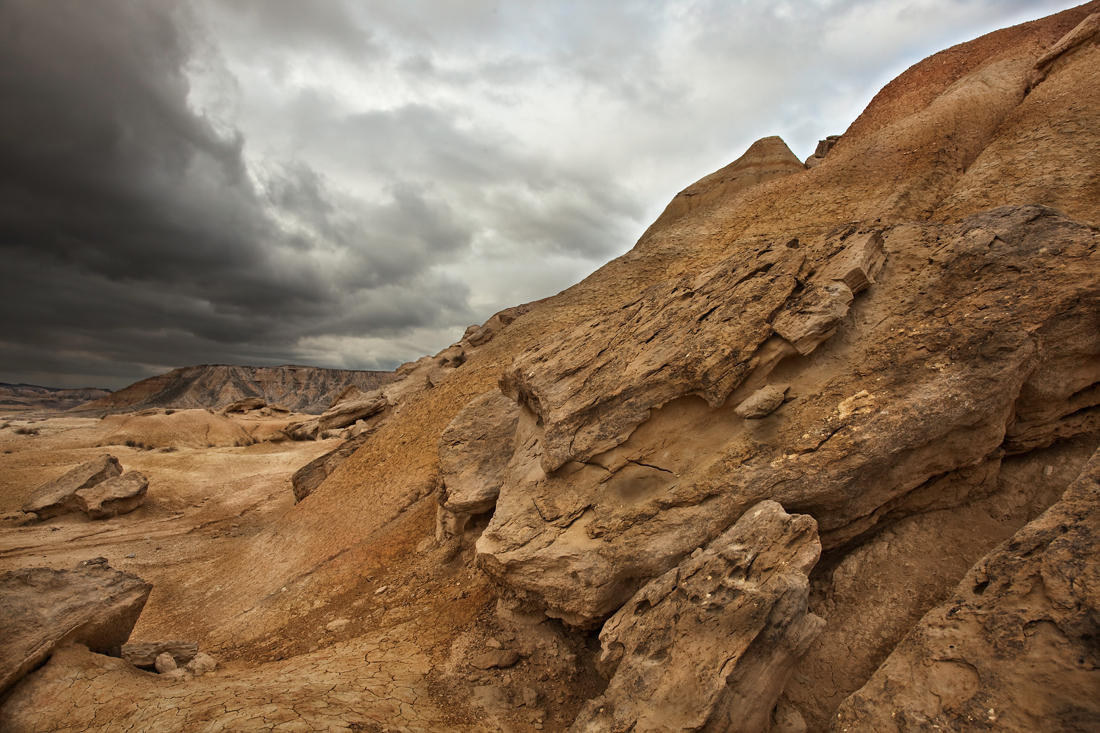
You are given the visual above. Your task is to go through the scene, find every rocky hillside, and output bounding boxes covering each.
[72,364,395,415]
[0,384,111,413]
[1,4,1097,731]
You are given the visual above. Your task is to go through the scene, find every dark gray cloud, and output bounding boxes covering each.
[0,0,1080,388]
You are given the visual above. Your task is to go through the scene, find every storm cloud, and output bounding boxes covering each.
[0,0,1077,388]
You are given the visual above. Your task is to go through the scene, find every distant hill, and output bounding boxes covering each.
[72,364,396,415]
[0,383,112,412]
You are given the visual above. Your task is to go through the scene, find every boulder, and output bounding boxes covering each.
[186,652,218,676]
[0,559,151,694]
[571,501,823,732]
[120,640,198,669]
[21,455,122,520]
[734,384,789,419]
[74,471,148,519]
[835,448,1100,732]
[154,652,177,673]
[437,391,521,538]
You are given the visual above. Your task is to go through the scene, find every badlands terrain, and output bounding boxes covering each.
[1,4,1099,731]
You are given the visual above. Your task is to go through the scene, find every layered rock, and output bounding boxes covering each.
[835,448,1100,731]
[75,471,148,519]
[0,559,151,694]
[478,205,1098,626]
[572,501,823,732]
[22,455,122,519]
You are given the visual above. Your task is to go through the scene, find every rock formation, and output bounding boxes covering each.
[572,501,823,732]
[72,364,396,415]
[75,471,149,519]
[1,4,1098,731]
[22,455,122,519]
[0,559,151,694]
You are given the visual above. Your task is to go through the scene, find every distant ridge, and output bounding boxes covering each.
[72,364,396,415]
[0,383,112,412]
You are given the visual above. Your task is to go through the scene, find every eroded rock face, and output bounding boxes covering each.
[75,471,148,519]
[22,455,122,519]
[437,391,520,539]
[835,448,1100,732]
[572,501,823,732]
[0,559,151,694]
[478,206,1099,626]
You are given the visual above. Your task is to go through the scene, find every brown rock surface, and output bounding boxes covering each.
[0,559,151,694]
[834,448,1100,732]
[572,501,823,732]
[75,471,148,519]
[21,454,121,519]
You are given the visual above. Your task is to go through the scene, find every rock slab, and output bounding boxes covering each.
[21,455,122,519]
[572,501,824,732]
[0,559,151,694]
[75,471,148,519]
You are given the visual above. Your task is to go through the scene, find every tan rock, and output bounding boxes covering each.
[186,651,218,676]
[572,501,823,732]
[153,651,177,673]
[75,471,148,519]
[835,449,1100,732]
[437,391,520,538]
[734,384,789,419]
[0,560,151,694]
[21,455,122,519]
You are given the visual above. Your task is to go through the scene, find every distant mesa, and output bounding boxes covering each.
[72,364,397,416]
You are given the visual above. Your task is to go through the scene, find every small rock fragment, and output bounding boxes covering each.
[734,384,789,419]
[470,649,520,670]
[186,652,218,676]
[154,652,177,673]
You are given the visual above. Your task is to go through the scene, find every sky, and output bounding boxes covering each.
[0,0,1081,389]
